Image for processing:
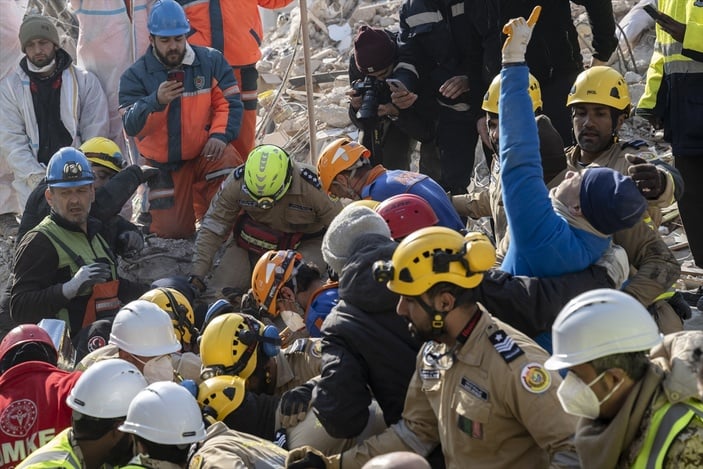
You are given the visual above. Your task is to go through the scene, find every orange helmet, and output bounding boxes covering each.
[317,138,370,193]
[251,250,303,316]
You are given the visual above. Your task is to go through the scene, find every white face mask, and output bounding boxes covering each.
[557,371,622,419]
[142,355,174,383]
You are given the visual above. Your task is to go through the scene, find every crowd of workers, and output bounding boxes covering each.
[0,0,702,467]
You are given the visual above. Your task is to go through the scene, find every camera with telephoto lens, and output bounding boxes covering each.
[352,76,391,122]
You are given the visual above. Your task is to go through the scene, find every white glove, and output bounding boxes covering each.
[502,7,541,64]
[27,172,45,189]
[595,243,630,288]
[62,263,112,299]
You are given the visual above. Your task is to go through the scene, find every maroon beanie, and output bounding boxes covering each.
[353,26,396,74]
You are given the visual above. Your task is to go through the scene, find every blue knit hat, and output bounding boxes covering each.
[580,167,647,234]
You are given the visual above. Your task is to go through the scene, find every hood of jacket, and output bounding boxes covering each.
[338,233,399,313]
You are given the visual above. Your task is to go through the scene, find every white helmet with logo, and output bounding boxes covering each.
[66,359,148,418]
[119,381,206,444]
[545,289,662,370]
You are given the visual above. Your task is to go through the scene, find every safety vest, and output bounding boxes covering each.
[631,399,703,468]
[16,428,80,469]
[31,217,119,328]
[637,0,703,111]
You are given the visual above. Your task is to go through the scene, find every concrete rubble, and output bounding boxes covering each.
[0,0,700,326]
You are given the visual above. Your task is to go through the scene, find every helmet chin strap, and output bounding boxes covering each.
[416,296,448,338]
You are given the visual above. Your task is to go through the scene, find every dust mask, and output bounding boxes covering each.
[557,371,622,419]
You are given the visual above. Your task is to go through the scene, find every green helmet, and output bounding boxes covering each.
[244,145,293,209]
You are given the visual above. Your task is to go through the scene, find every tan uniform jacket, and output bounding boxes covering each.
[191,162,343,276]
[575,331,703,468]
[275,337,323,395]
[555,143,676,227]
[334,308,579,469]
[188,421,288,469]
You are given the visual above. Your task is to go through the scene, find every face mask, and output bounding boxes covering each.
[557,371,623,419]
[142,355,174,383]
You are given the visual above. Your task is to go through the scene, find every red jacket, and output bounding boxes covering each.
[181,0,294,66]
[0,362,81,469]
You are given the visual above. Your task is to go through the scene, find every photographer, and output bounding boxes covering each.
[348,26,440,179]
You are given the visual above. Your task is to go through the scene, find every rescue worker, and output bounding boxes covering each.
[251,249,337,338]
[286,226,580,468]
[636,0,703,267]
[452,72,565,261]
[17,136,153,255]
[498,13,646,279]
[189,392,289,469]
[119,0,243,239]
[17,358,148,468]
[544,289,703,467]
[347,25,440,178]
[9,148,146,358]
[118,381,206,468]
[180,0,294,159]
[0,325,81,468]
[316,138,463,232]
[551,66,688,333]
[0,14,109,211]
[77,299,201,383]
[189,144,342,299]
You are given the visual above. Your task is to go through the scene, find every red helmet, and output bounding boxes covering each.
[0,324,57,363]
[375,193,439,240]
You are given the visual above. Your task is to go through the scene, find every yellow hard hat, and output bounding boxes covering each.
[482,73,543,114]
[197,375,246,421]
[79,137,124,173]
[244,145,292,207]
[139,288,197,349]
[374,227,496,296]
[566,66,630,113]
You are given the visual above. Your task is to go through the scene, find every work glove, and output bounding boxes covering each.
[188,274,207,297]
[286,446,336,469]
[501,7,541,64]
[278,383,314,429]
[667,291,692,321]
[117,231,144,257]
[62,263,112,299]
[626,154,666,199]
[139,165,160,183]
[239,288,261,316]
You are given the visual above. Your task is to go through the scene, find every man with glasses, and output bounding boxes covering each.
[189,144,342,301]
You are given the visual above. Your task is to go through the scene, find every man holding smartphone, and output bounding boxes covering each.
[119,0,243,239]
[637,0,703,268]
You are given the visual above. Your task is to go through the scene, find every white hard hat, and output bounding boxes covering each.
[66,359,148,418]
[545,289,662,370]
[119,381,206,445]
[110,300,182,357]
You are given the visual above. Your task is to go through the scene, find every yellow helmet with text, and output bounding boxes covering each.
[482,73,542,114]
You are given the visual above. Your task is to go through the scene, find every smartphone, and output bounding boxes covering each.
[386,78,408,92]
[167,70,185,83]
[643,4,661,20]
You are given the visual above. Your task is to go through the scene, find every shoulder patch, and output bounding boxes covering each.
[520,362,552,394]
[621,139,648,150]
[300,167,322,189]
[233,165,245,180]
[310,339,323,358]
[488,329,525,364]
[188,454,203,469]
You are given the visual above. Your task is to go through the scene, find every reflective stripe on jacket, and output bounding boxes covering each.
[16,428,80,469]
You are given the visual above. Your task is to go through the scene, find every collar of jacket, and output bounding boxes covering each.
[49,210,103,239]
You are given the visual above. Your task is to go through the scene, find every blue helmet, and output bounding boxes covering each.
[148,0,190,37]
[46,147,95,188]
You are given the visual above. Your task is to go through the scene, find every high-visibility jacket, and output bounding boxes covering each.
[637,0,703,156]
[179,0,294,67]
[16,428,80,469]
[632,399,703,468]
